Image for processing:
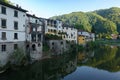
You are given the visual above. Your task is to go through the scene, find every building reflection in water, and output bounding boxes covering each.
[0,52,77,80]
[1,45,120,80]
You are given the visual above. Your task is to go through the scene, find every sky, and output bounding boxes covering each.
[10,0,120,18]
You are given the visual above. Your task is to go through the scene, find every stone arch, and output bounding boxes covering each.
[32,44,36,51]
[38,43,41,47]
[26,44,29,49]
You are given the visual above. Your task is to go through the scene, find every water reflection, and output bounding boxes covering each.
[78,45,120,72]
[64,45,120,80]
[1,45,120,80]
[0,53,77,80]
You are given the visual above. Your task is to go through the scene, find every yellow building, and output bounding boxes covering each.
[78,35,85,45]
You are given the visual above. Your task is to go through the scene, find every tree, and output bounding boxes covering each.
[51,7,120,35]
[0,0,12,4]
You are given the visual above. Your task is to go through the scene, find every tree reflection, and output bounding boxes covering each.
[78,45,120,72]
[0,52,77,80]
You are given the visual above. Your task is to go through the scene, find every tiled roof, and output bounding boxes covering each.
[27,14,40,19]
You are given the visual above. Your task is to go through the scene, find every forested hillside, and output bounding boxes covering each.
[94,7,120,33]
[51,7,120,38]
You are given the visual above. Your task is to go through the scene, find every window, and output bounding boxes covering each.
[14,33,18,39]
[61,41,63,45]
[71,34,73,37]
[64,35,65,38]
[33,28,36,31]
[48,29,50,32]
[54,30,56,33]
[26,45,29,49]
[52,42,54,45]
[35,20,37,23]
[14,10,18,17]
[32,44,36,51]
[14,21,18,30]
[1,6,6,14]
[14,44,18,50]
[38,34,41,41]
[66,27,68,30]
[1,32,6,40]
[23,15,25,17]
[51,29,53,32]
[31,33,36,41]
[1,45,6,52]
[1,19,6,28]
[38,43,41,47]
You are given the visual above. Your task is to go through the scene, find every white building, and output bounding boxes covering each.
[0,1,78,66]
[26,14,43,60]
[44,19,78,44]
[62,24,78,43]
[0,2,27,66]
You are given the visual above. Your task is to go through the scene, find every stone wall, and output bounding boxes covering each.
[47,40,70,55]
[26,42,43,61]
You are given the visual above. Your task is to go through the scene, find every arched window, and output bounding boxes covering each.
[61,41,63,45]
[38,43,41,47]
[32,44,36,51]
[26,45,29,49]
[52,42,54,45]
[38,34,41,41]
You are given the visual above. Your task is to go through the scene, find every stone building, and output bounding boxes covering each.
[47,40,70,55]
[26,14,43,60]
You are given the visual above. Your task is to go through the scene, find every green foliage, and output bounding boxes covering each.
[86,41,101,50]
[77,45,120,72]
[45,34,62,40]
[76,44,84,51]
[10,48,27,66]
[58,32,67,35]
[0,0,12,4]
[51,7,120,36]
[51,12,92,32]
[95,7,120,33]
[86,12,117,34]
[43,43,50,52]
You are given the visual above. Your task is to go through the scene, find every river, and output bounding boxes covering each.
[0,45,120,80]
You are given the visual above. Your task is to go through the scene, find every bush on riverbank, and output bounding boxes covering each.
[77,41,101,52]
[10,48,27,66]
[86,41,101,50]
[43,43,50,52]
[76,44,84,51]
[45,34,62,40]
